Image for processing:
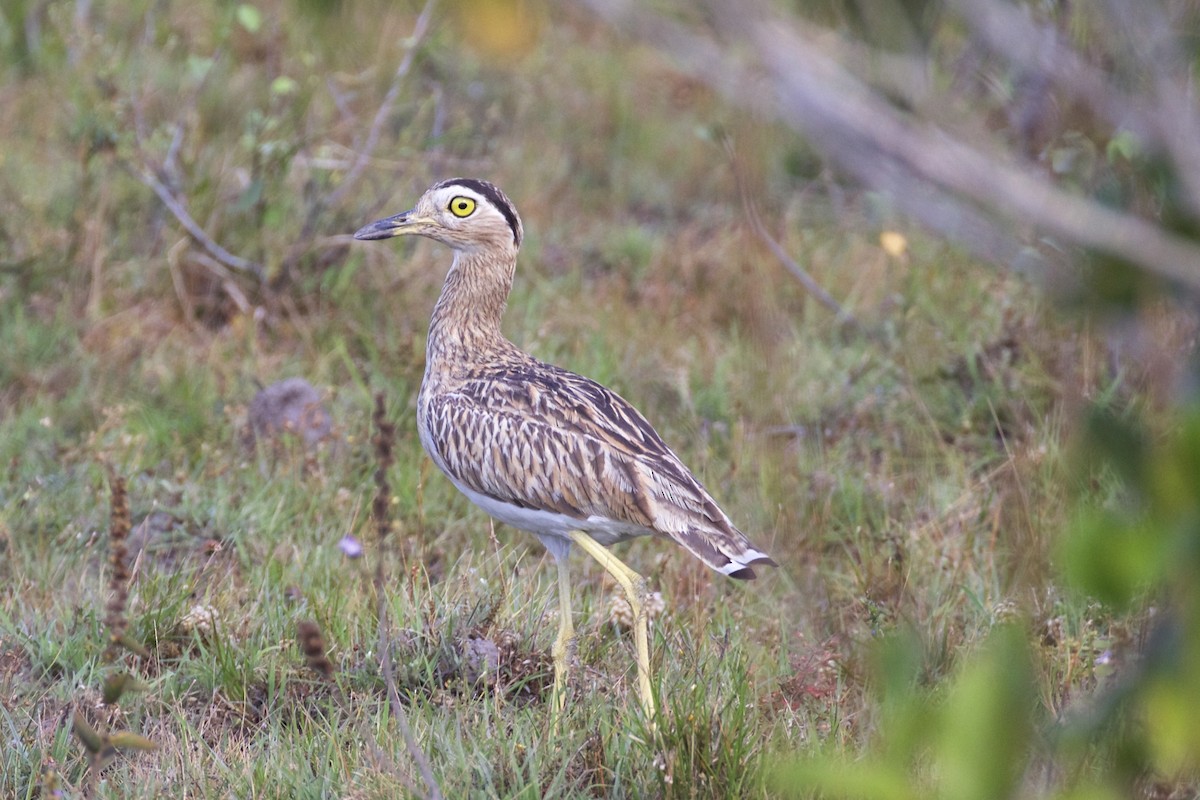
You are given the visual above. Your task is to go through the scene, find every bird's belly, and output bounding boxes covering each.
[450,476,651,547]
[418,406,652,547]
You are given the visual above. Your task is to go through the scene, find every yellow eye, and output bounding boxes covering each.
[449,196,476,218]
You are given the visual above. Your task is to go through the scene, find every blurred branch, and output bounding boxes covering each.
[953,0,1148,142]
[323,0,437,213]
[725,138,861,329]
[1098,0,1200,219]
[165,238,196,330]
[581,0,1200,294]
[129,164,265,281]
[748,203,859,327]
[954,0,1200,220]
[193,252,253,315]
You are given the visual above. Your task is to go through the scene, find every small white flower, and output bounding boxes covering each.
[179,604,220,636]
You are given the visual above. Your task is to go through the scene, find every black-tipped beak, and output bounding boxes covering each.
[353,210,413,241]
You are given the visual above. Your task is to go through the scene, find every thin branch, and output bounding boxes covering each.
[166,238,197,329]
[130,164,265,281]
[163,122,185,191]
[749,210,860,327]
[325,0,437,212]
[724,137,861,328]
[192,252,253,316]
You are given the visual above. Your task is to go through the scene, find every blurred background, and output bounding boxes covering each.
[2,0,1199,796]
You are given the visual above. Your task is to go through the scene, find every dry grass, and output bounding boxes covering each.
[0,1,1191,797]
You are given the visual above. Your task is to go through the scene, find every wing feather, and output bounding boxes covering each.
[420,354,776,576]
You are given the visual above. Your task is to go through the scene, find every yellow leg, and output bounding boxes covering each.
[567,531,656,721]
[551,553,575,715]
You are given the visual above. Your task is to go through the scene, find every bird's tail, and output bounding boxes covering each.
[677,525,777,580]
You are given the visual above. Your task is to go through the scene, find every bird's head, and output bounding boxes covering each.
[353,178,523,254]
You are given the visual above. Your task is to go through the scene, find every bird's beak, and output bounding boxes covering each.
[353,210,419,240]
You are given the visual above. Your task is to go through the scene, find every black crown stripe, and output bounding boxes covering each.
[436,177,522,246]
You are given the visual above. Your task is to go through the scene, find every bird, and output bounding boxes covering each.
[353,178,775,719]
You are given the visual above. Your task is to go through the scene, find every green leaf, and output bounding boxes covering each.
[185,55,214,83]
[270,76,299,96]
[1061,508,1164,609]
[1080,406,1147,493]
[1106,130,1139,163]
[236,4,263,33]
[770,757,920,800]
[1056,785,1125,800]
[934,625,1034,800]
[869,631,931,766]
[233,178,264,214]
[1149,408,1200,521]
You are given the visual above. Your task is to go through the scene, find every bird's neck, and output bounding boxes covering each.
[427,248,517,361]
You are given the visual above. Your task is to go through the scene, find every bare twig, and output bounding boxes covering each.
[324,0,437,212]
[192,252,254,316]
[749,208,862,327]
[162,122,186,191]
[725,137,861,329]
[166,238,197,329]
[756,24,1200,291]
[130,164,265,281]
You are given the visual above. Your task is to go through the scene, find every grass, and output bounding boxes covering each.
[0,0,1190,797]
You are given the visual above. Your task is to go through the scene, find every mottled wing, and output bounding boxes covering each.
[425,392,654,524]
[426,360,776,577]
